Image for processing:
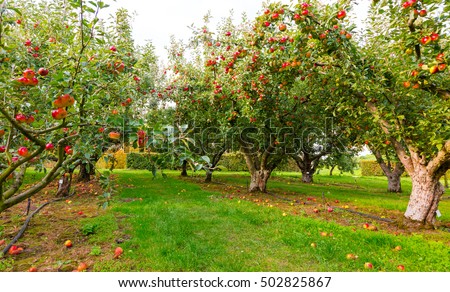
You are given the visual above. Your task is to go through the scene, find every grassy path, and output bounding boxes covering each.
[89,171,450,272]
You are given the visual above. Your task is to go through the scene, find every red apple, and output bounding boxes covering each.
[53,94,75,108]
[45,143,54,151]
[420,36,431,45]
[397,265,405,271]
[8,245,24,255]
[18,147,29,157]
[225,31,231,36]
[113,247,123,259]
[301,10,309,16]
[337,10,346,19]
[38,68,49,76]
[24,39,32,46]
[430,33,439,41]
[438,63,446,72]
[77,211,84,215]
[0,145,6,153]
[77,262,88,272]
[98,127,105,133]
[364,262,373,269]
[64,240,72,248]
[52,108,68,120]
[363,223,370,229]
[327,207,334,213]
[279,23,287,31]
[64,146,73,155]
[16,19,22,24]
[26,115,35,124]
[271,13,279,20]
[109,45,117,52]
[23,68,35,79]
[0,129,5,137]
[108,131,121,140]
[313,208,319,213]
[429,65,439,74]
[436,53,445,62]
[419,9,427,17]
[28,267,38,272]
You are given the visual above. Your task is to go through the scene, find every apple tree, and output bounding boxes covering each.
[0,0,149,212]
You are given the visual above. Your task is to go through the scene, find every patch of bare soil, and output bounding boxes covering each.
[0,176,127,272]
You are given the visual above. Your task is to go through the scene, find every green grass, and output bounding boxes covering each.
[86,170,450,272]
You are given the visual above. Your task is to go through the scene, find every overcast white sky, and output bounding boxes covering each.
[101,0,369,62]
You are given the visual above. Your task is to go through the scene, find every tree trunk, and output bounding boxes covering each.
[329,165,335,176]
[249,169,271,193]
[181,160,188,177]
[444,173,449,189]
[404,171,445,225]
[78,162,95,182]
[387,174,402,193]
[301,171,314,183]
[205,170,213,183]
[55,170,74,198]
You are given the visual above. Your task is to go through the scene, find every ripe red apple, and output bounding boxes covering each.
[98,127,105,133]
[26,115,35,124]
[64,240,73,248]
[263,21,270,27]
[53,94,75,108]
[337,10,346,19]
[0,129,5,137]
[345,33,352,39]
[77,262,88,272]
[78,211,84,215]
[397,265,405,271]
[271,13,279,20]
[301,9,309,16]
[225,31,231,36]
[52,108,68,120]
[45,143,54,151]
[28,267,38,272]
[23,68,35,79]
[109,45,117,52]
[18,147,29,157]
[429,65,439,74]
[64,146,73,155]
[420,36,431,45]
[0,145,6,153]
[24,39,32,46]
[438,63,446,72]
[363,223,370,229]
[108,131,121,140]
[16,19,22,24]
[430,33,439,41]
[293,13,302,22]
[327,207,333,213]
[38,68,49,76]
[419,9,427,17]
[8,245,24,255]
[364,262,373,269]
[313,208,319,213]
[113,247,123,259]
[436,53,445,62]
[279,23,287,31]
[411,70,419,77]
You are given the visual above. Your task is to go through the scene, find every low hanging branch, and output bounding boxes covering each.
[1,192,75,257]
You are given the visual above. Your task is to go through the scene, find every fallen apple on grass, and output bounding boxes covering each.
[64,240,73,248]
[364,262,373,269]
[114,247,123,259]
